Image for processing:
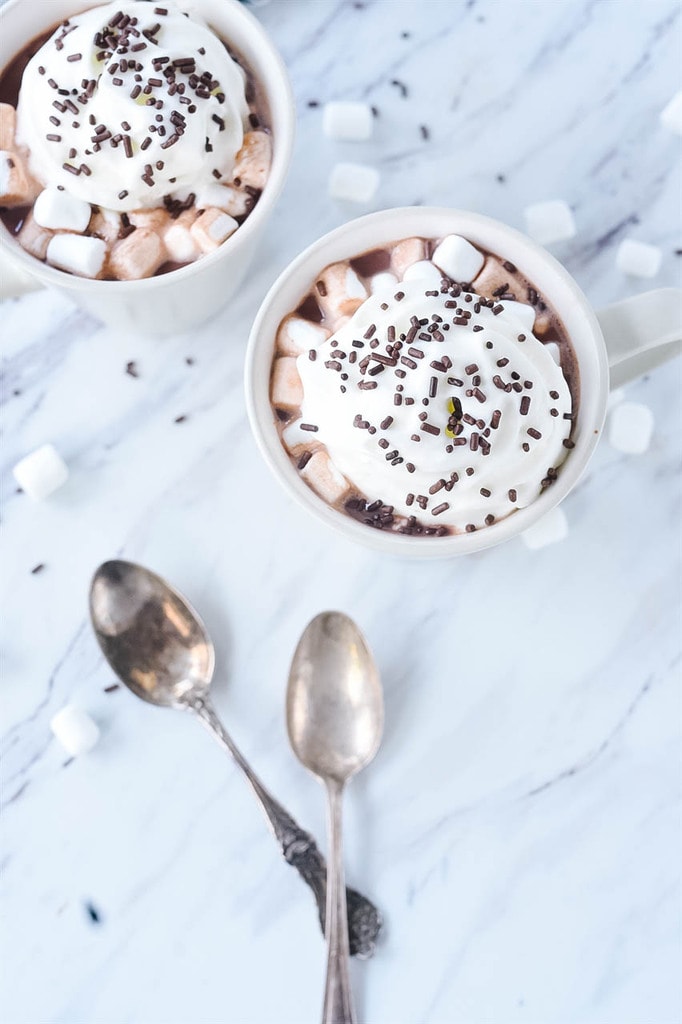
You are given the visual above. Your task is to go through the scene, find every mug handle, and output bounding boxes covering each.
[596,287,682,390]
[0,245,43,300]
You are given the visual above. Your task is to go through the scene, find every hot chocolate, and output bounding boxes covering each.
[270,233,579,537]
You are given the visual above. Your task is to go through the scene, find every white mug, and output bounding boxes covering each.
[245,207,682,558]
[0,0,294,335]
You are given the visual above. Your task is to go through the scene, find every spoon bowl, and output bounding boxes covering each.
[89,559,214,708]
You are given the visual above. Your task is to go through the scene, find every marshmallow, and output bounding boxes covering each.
[370,271,399,295]
[164,213,200,263]
[17,212,53,261]
[608,401,654,454]
[660,90,682,135]
[89,208,122,245]
[277,316,330,357]
[109,228,165,281]
[13,443,69,500]
[282,418,317,450]
[471,258,512,298]
[0,103,16,151]
[500,300,537,331]
[521,506,568,550]
[301,450,349,504]
[544,341,561,365]
[233,130,271,191]
[129,208,170,232]
[523,200,576,245]
[46,233,106,278]
[402,260,444,287]
[322,101,373,141]
[391,237,426,278]
[50,705,100,757]
[328,162,380,203]
[0,150,37,206]
[315,261,368,321]
[615,239,662,279]
[196,182,249,218]
[271,357,304,408]
[432,234,485,283]
[190,208,238,252]
[33,187,92,233]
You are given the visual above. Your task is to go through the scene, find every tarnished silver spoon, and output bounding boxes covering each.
[89,560,382,959]
[287,612,384,1024]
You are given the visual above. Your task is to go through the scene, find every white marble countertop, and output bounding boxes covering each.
[1,1,681,1022]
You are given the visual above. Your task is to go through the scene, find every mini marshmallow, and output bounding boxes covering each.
[282,418,316,450]
[660,90,682,135]
[129,208,170,232]
[0,150,36,206]
[195,182,249,218]
[608,401,654,454]
[190,208,238,252]
[500,300,537,331]
[370,271,399,295]
[164,213,199,263]
[13,443,69,500]
[233,131,271,191]
[432,234,485,283]
[277,316,330,356]
[89,208,121,245]
[301,450,349,504]
[50,705,100,757]
[523,200,576,245]
[18,213,53,261]
[471,259,511,297]
[521,506,568,550]
[315,261,368,321]
[0,103,16,150]
[533,314,552,337]
[328,162,380,203]
[402,260,443,287]
[271,357,304,408]
[109,228,165,281]
[544,341,561,365]
[46,233,106,278]
[34,187,92,233]
[322,101,373,141]
[391,237,426,278]
[615,239,662,279]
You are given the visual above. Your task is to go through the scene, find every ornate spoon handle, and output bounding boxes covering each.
[190,696,382,959]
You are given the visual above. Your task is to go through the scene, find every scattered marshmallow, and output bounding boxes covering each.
[544,341,561,365]
[521,506,569,550]
[190,208,238,252]
[34,187,92,233]
[271,357,304,408]
[13,443,69,500]
[46,233,106,278]
[607,387,626,411]
[233,130,271,190]
[523,200,576,245]
[660,91,682,135]
[17,212,53,261]
[615,239,662,279]
[328,162,380,203]
[370,271,399,295]
[391,237,426,278]
[277,316,330,356]
[402,260,443,287]
[0,103,16,150]
[109,228,165,281]
[315,261,368,320]
[500,300,537,331]
[432,234,485,283]
[300,450,349,504]
[195,182,249,218]
[50,705,100,757]
[608,401,654,454]
[322,101,373,141]
[0,150,36,206]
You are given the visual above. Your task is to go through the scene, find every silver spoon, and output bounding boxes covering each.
[286,612,384,1024]
[89,560,382,959]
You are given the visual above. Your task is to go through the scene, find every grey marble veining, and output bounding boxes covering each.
[1,1,681,1023]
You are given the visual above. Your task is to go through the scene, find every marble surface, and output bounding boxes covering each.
[1,1,681,1022]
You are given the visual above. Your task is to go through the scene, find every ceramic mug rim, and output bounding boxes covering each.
[0,0,295,294]
[245,206,610,558]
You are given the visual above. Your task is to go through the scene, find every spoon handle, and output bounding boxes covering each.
[322,779,356,1024]
[190,697,381,959]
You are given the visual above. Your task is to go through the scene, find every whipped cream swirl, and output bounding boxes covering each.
[293,279,573,531]
[17,1,248,211]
